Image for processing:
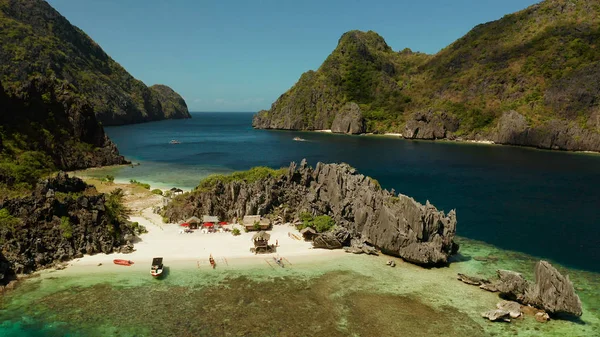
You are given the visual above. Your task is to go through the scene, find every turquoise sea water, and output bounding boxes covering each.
[3,112,599,336]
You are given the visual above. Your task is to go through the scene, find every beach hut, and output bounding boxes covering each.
[300,227,317,241]
[186,216,202,229]
[251,231,272,254]
[243,215,271,231]
[170,187,184,195]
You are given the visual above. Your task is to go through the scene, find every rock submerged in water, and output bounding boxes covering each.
[481,309,511,322]
[458,260,583,319]
[524,261,583,316]
[164,160,458,266]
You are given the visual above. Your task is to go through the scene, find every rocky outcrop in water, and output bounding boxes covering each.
[458,260,583,317]
[523,261,583,316]
[164,160,458,266]
[403,111,459,140]
[0,173,135,276]
[331,102,366,134]
[491,111,600,152]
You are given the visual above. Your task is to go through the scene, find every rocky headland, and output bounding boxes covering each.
[0,0,191,125]
[0,173,137,291]
[458,260,583,322]
[253,0,600,152]
[163,160,457,266]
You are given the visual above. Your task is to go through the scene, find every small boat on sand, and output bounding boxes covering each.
[113,259,134,266]
[273,257,284,268]
[169,139,181,144]
[151,257,164,278]
[293,137,306,142]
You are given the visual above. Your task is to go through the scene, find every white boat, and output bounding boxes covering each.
[169,140,181,144]
[151,257,164,278]
[293,137,306,142]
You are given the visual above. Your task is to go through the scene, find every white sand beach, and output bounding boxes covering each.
[66,188,344,273]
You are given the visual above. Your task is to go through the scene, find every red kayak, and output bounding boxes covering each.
[113,259,134,266]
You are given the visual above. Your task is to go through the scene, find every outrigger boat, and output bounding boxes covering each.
[169,139,181,144]
[113,259,134,266]
[293,137,306,142]
[150,257,164,278]
[273,256,284,268]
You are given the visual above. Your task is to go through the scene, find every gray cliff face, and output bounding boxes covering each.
[164,160,458,266]
[458,260,583,317]
[331,102,366,134]
[491,111,600,152]
[524,261,583,316]
[0,173,134,277]
[403,111,459,140]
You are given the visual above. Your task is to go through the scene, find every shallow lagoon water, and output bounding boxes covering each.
[1,238,599,336]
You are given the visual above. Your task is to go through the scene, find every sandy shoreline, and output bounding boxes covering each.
[56,178,344,275]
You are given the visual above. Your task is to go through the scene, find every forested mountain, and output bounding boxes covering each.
[0,0,190,125]
[254,0,600,151]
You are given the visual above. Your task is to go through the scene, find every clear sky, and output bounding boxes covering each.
[47,0,540,112]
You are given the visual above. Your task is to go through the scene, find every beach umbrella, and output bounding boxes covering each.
[203,222,214,227]
[180,223,190,227]
[219,222,227,225]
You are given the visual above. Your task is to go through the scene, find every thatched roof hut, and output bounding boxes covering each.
[203,215,219,223]
[185,216,202,229]
[186,216,202,224]
[300,227,317,240]
[252,231,271,242]
[243,215,271,231]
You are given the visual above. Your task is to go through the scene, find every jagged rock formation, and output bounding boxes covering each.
[0,77,126,174]
[458,260,583,317]
[523,261,583,316]
[253,1,600,152]
[491,111,600,151]
[164,160,458,266]
[404,111,459,140]
[0,0,190,125]
[331,102,366,134]
[0,173,135,278]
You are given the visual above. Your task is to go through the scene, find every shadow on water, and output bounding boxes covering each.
[449,253,472,263]
[155,266,170,279]
[554,313,587,325]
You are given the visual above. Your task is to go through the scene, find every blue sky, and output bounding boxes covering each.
[48,0,540,112]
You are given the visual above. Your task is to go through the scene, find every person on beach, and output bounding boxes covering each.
[276,239,279,247]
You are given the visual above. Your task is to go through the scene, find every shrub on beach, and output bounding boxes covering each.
[129,179,150,190]
[232,228,241,236]
[297,212,336,233]
[151,189,163,195]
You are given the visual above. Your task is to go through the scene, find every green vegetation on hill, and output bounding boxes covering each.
[0,77,126,196]
[254,0,600,140]
[195,167,288,192]
[0,0,190,125]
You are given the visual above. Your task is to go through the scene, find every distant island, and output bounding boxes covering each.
[253,0,600,152]
[0,0,191,126]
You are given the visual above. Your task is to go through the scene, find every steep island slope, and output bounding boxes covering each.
[0,77,137,288]
[0,0,190,125]
[254,0,600,151]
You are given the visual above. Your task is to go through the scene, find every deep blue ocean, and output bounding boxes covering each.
[103,112,600,272]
